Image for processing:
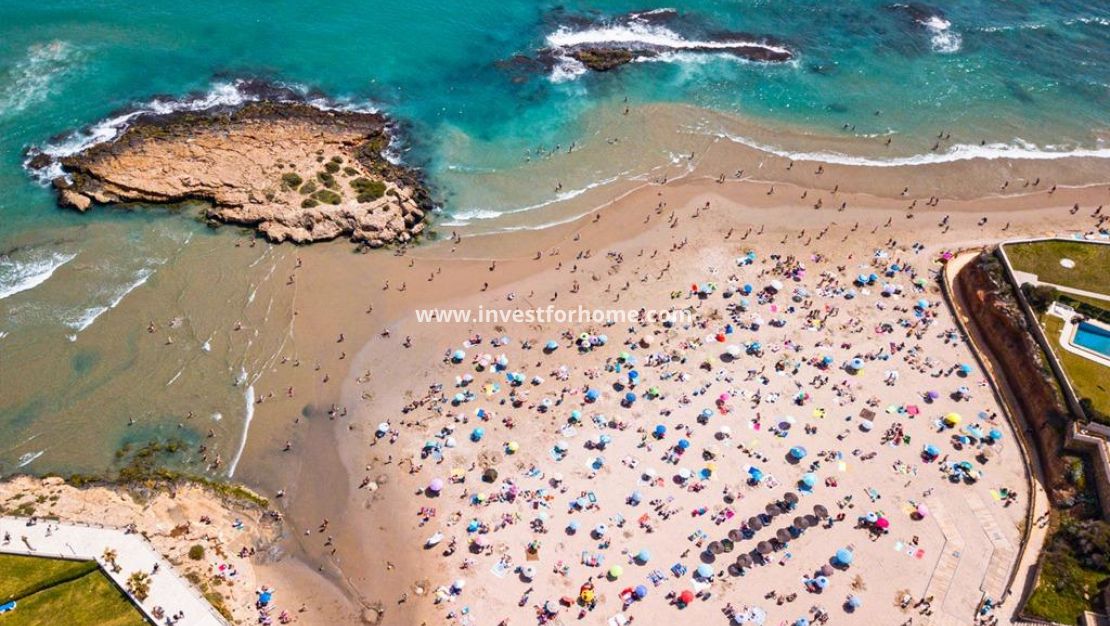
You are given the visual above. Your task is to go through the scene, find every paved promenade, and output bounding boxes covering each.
[0,515,225,626]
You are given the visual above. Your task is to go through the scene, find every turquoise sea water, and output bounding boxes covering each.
[0,0,1108,474]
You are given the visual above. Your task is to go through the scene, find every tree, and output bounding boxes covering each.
[127,571,151,602]
[101,548,121,573]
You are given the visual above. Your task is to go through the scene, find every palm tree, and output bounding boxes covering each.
[127,571,151,602]
[101,548,121,573]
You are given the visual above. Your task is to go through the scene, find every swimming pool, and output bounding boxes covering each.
[1074,322,1110,358]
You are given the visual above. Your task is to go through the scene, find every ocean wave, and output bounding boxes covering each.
[0,250,78,301]
[227,376,254,478]
[549,54,589,83]
[64,267,154,340]
[920,16,961,53]
[25,79,379,184]
[18,450,45,468]
[446,175,622,224]
[0,41,82,118]
[546,23,790,56]
[715,132,1110,167]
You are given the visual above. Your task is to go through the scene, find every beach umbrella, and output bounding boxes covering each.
[428,478,445,493]
[813,504,829,519]
[259,590,272,605]
[708,541,723,555]
[567,520,580,532]
[926,390,940,400]
[679,590,695,605]
[736,554,754,568]
[848,358,865,371]
[793,515,808,529]
[776,528,793,543]
[800,473,817,488]
[726,344,742,357]
[835,548,854,565]
[678,468,693,481]
[916,298,929,309]
[470,427,485,442]
[544,340,558,352]
[783,493,799,506]
[769,279,784,292]
[609,565,623,579]
[789,446,807,460]
[795,619,810,626]
[696,564,714,579]
[959,363,973,375]
[967,425,985,440]
[585,388,600,402]
[804,514,818,527]
[636,549,651,563]
[916,503,930,518]
[757,541,773,555]
[629,490,643,505]
[748,466,764,482]
[875,517,890,530]
[818,564,834,577]
[452,349,466,362]
[594,523,608,537]
[678,438,691,450]
[728,528,744,542]
[859,419,874,432]
[654,424,667,438]
[624,391,637,405]
[482,468,498,482]
[748,516,764,531]
[506,441,519,454]
[944,413,962,426]
[815,576,829,589]
[848,595,862,609]
[766,503,782,517]
[521,566,536,580]
[989,428,1003,441]
[634,585,648,599]
[864,512,879,523]
[554,440,569,452]
[923,444,940,458]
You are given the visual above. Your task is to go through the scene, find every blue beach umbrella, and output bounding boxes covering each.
[800,473,817,488]
[624,392,637,404]
[848,595,862,608]
[545,340,558,351]
[654,425,667,438]
[748,466,764,481]
[795,619,810,626]
[923,444,940,458]
[959,363,973,375]
[585,388,600,402]
[452,349,466,362]
[989,429,1003,441]
[815,576,829,589]
[678,439,691,450]
[634,585,648,599]
[696,564,714,579]
[835,548,854,565]
[789,446,807,460]
[470,427,485,442]
[848,358,865,371]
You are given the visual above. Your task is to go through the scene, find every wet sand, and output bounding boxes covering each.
[224,140,1108,624]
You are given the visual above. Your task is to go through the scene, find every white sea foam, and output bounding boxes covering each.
[920,16,961,53]
[447,175,621,224]
[0,251,77,300]
[64,267,154,340]
[27,79,379,183]
[0,41,81,118]
[227,379,254,478]
[546,23,789,55]
[715,131,1110,167]
[549,55,589,83]
[18,450,45,468]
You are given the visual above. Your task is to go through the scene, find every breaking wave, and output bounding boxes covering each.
[920,16,961,53]
[0,41,82,118]
[0,250,77,301]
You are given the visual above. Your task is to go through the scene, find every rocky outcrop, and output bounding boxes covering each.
[31,101,433,246]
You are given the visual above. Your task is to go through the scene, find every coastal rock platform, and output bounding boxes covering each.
[32,101,433,246]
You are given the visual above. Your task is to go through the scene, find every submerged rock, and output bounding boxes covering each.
[30,100,434,247]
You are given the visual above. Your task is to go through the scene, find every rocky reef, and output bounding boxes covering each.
[28,100,433,246]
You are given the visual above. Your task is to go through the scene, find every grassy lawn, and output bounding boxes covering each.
[1043,315,1110,423]
[2,568,147,626]
[1006,241,1110,295]
[1025,549,1108,625]
[0,555,147,626]
[0,554,98,602]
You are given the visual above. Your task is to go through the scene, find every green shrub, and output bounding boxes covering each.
[324,161,340,174]
[301,198,319,209]
[350,178,386,202]
[299,180,317,195]
[330,155,343,163]
[343,166,359,177]
[188,545,205,560]
[313,189,342,205]
[316,171,337,189]
[280,172,303,189]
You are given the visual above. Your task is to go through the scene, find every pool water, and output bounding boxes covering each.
[1074,321,1110,358]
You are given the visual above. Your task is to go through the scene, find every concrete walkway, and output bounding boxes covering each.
[944,252,1053,625]
[0,516,225,626]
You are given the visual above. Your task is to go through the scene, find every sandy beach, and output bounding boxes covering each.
[203,133,1109,626]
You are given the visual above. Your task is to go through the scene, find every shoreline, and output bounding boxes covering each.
[224,146,1107,623]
